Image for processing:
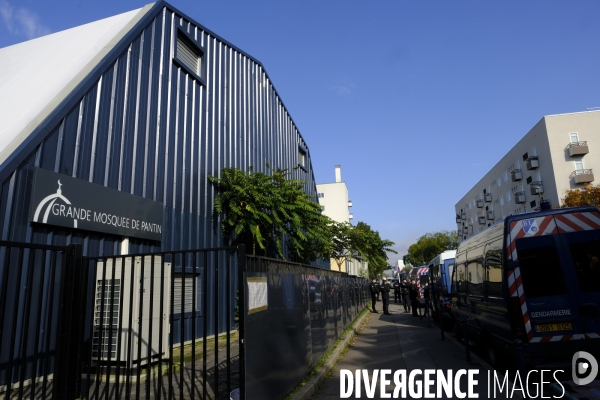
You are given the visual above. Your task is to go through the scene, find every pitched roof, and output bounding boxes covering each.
[0,3,155,170]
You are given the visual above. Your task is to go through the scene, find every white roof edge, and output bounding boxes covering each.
[0,3,156,168]
[544,109,600,118]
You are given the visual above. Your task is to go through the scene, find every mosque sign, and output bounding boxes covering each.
[29,167,163,241]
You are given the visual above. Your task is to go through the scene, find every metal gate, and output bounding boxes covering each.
[0,241,245,400]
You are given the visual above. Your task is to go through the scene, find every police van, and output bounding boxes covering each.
[451,206,600,368]
[427,250,456,321]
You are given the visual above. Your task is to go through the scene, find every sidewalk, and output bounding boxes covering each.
[311,301,519,400]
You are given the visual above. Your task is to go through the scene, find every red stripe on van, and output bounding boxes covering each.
[572,212,600,230]
[536,216,553,236]
[555,214,587,232]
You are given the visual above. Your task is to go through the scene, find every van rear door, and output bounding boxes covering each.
[514,234,575,339]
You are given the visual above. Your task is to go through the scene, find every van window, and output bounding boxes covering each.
[456,263,467,294]
[485,248,503,298]
[468,261,484,296]
[516,237,567,298]
[569,240,600,293]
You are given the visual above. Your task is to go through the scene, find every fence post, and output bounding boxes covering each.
[52,243,84,400]
[237,244,247,400]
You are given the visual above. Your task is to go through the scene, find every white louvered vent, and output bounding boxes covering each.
[174,274,196,313]
[177,35,201,76]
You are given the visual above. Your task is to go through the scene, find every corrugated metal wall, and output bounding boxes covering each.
[0,6,317,257]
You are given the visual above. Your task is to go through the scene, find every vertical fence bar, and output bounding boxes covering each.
[237,245,246,400]
[146,256,155,400]
[30,249,47,400]
[157,256,166,400]
[94,257,107,400]
[202,251,208,398]
[0,244,13,391]
[191,251,197,400]
[6,247,25,397]
[104,256,117,400]
[179,253,185,400]
[17,248,36,400]
[169,253,175,400]
[114,256,126,400]
[41,250,58,400]
[214,250,219,396]
[226,250,231,397]
[135,256,146,400]
[125,255,136,399]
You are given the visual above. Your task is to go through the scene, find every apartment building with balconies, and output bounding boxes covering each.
[455,110,600,241]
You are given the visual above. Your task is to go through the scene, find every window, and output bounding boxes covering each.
[298,147,306,167]
[504,171,508,181]
[317,193,324,198]
[575,160,584,171]
[173,274,198,314]
[500,197,504,206]
[321,206,325,211]
[506,192,511,202]
[568,234,600,292]
[516,236,567,298]
[526,176,532,184]
[516,161,521,170]
[530,200,536,208]
[532,146,537,157]
[523,152,529,161]
[497,178,502,187]
[467,261,484,296]
[174,29,205,84]
[570,132,579,143]
[485,246,503,298]
[456,263,467,294]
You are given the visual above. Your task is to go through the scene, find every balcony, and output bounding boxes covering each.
[484,193,492,202]
[456,214,462,223]
[511,169,522,181]
[462,226,469,234]
[461,212,466,221]
[526,156,539,170]
[530,181,543,195]
[348,200,353,207]
[515,191,526,204]
[486,210,495,220]
[476,199,484,208]
[567,141,589,157]
[478,215,486,225]
[570,169,594,184]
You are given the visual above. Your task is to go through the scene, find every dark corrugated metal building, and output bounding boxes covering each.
[0,0,317,256]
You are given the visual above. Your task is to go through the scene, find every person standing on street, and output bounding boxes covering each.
[409,279,419,317]
[393,279,401,303]
[423,281,431,316]
[369,278,381,313]
[401,279,411,313]
[380,278,392,315]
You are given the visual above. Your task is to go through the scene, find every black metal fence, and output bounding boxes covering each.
[0,241,242,400]
[243,256,369,400]
[0,242,369,400]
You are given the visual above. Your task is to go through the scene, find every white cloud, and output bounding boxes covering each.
[0,0,50,40]
[331,82,357,96]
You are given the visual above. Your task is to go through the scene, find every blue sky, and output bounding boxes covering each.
[1,0,599,264]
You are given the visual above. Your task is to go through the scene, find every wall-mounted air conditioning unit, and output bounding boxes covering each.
[92,256,171,366]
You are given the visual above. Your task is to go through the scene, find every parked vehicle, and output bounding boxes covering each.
[407,266,429,306]
[427,250,456,321]
[450,206,600,368]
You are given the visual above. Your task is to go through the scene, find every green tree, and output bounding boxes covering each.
[209,165,331,261]
[329,221,355,270]
[561,183,600,208]
[352,222,397,278]
[407,230,458,265]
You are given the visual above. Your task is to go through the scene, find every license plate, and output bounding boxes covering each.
[534,323,572,333]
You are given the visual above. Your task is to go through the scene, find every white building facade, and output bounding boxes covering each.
[316,165,366,275]
[455,110,600,242]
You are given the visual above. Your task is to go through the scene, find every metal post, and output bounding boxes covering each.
[462,318,471,363]
[237,245,247,400]
[52,243,84,400]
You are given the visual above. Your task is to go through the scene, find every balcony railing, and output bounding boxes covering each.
[526,156,539,170]
[511,169,522,181]
[486,210,495,220]
[478,215,486,225]
[570,169,594,184]
[484,193,492,202]
[515,191,526,203]
[530,181,543,195]
[476,199,484,208]
[567,141,589,157]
